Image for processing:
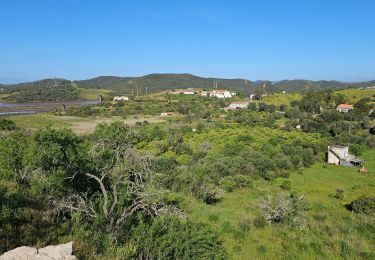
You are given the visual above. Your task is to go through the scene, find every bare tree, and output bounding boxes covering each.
[49,146,183,233]
[258,193,290,224]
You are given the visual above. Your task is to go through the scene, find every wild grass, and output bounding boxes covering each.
[7,113,166,134]
[185,149,375,259]
[79,88,113,100]
[259,93,302,106]
[336,88,375,104]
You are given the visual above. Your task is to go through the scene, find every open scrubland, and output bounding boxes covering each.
[0,88,374,259]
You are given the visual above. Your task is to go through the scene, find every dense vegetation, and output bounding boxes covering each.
[0,88,374,259]
[2,79,81,102]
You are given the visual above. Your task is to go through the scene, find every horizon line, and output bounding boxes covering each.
[1,73,375,85]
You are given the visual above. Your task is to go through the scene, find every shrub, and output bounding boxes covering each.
[197,184,224,204]
[219,175,252,192]
[258,192,307,224]
[334,188,345,200]
[350,144,366,156]
[131,217,228,259]
[236,134,253,143]
[0,118,16,131]
[259,193,290,223]
[280,180,291,191]
[261,171,277,181]
[350,196,375,215]
[219,176,236,192]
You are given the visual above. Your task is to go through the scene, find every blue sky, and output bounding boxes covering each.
[1,0,374,83]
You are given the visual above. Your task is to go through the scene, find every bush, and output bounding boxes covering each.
[131,217,228,259]
[258,192,307,224]
[0,118,16,131]
[280,180,291,191]
[350,196,375,215]
[334,188,345,200]
[198,184,224,204]
[219,175,252,192]
[350,144,366,156]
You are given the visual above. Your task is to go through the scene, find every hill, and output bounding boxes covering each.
[274,79,375,92]
[76,73,258,94]
[2,74,375,102]
[2,79,81,102]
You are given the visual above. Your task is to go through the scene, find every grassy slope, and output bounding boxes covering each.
[79,88,113,100]
[0,93,13,102]
[336,88,375,104]
[258,88,375,107]
[259,93,302,106]
[185,149,375,259]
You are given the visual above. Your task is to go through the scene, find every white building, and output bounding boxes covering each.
[183,91,196,95]
[210,90,233,98]
[336,104,353,113]
[228,101,249,110]
[113,96,129,101]
[328,145,350,165]
[327,145,363,167]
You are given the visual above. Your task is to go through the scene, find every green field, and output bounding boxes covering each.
[185,149,375,259]
[79,88,113,100]
[259,92,302,106]
[7,113,166,134]
[336,88,375,104]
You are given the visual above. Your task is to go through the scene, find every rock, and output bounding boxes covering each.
[38,242,75,260]
[0,246,38,260]
[0,242,76,260]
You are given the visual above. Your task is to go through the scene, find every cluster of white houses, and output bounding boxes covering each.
[170,89,236,99]
[201,89,236,98]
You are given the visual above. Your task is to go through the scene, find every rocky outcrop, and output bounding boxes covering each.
[0,242,76,260]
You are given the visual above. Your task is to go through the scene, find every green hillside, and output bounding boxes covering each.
[2,79,81,102]
[77,74,257,94]
[3,74,374,103]
[274,80,375,92]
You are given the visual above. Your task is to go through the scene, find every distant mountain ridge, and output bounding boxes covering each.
[2,74,375,100]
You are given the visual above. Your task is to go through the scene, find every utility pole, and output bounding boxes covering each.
[213,81,218,89]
